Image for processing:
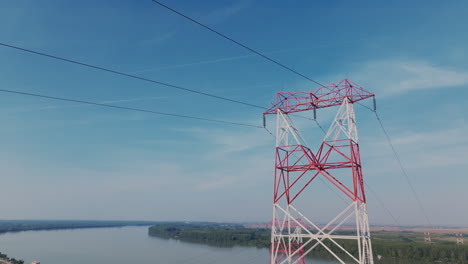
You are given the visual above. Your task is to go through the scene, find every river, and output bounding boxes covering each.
[0,226,339,264]
[0,226,432,264]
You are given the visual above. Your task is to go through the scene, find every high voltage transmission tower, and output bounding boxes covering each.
[264,79,375,264]
[456,233,464,245]
[424,232,432,244]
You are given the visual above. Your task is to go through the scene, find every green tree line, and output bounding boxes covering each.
[148,224,468,263]
[0,252,24,264]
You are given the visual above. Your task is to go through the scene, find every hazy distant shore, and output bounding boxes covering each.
[0,220,161,235]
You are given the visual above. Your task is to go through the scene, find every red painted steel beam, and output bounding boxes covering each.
[264,79,374,115]
[274,138,366,203]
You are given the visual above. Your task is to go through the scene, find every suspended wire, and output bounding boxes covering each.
[0,0,420,239]
[265,103,406,227]
[148,1,334,126]
[0,44,332,137]
[0,43,335,127]
[355,101,375,112]
[355,102,434,228]
[263,127,275,138]
[364,182,402,227]
[0,42,325,125]
[150,0,326,87]
[0,42,264,110]
[0,88,262,128]
[373,111,434,228]
[1,5,416,229]
[309,108,403,226]
[314,119,326,134]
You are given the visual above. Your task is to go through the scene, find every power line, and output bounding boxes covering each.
[307,107,402,226]
[313,119,326,134]
[263,127,275,138]
[355,101,375,112]
[148,1,333,124]
[354,102,433,227]
[373,111,433,228]
[0,88,262,128]
[0,42,264,110]
[364,182,402,227]
[269,103,404,227]
[150,0,326,87]
[0,43,324,126]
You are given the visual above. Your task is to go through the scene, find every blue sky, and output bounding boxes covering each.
[0,0,466,226]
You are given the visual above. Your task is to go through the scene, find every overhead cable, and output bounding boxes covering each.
[355,102,434,228]
[150,0,326,87]
[309,105,402,227]
[373,111,434,228]
[364,182,402,227]
[0,42,264,110]
[0,88,262,128]
[0,43,322,126]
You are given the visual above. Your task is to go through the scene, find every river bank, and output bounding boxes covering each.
[0,252,24,264]
[148,223,468,264]
[0,226,276,264]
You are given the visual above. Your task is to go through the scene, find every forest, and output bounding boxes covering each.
[0,251,24,264]
[148,223,468,263]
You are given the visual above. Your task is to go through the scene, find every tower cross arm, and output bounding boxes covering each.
[263,79,375,115]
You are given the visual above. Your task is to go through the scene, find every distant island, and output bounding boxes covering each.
[148,223,468,264]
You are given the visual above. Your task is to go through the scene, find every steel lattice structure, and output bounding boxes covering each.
[264,79,375,264]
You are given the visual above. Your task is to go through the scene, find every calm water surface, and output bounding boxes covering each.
[0,226,434,264]
[0,226,339,264]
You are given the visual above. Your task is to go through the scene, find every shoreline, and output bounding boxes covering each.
[0,220,160,236]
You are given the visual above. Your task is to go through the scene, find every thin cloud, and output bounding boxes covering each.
[132,42,371,75]
[139,31,176,47]
[365,124,468,171]
[9,95,169,114]
[130,54,254,74]
[350,60,468,96]
[100,96,168,104]
[195,177,236,191]
[202,0,251,25]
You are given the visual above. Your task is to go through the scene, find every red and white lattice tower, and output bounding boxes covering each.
[456,233,463,245]
[424,232,432,244]
[268,219,310,264]
[264,79,375,264]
